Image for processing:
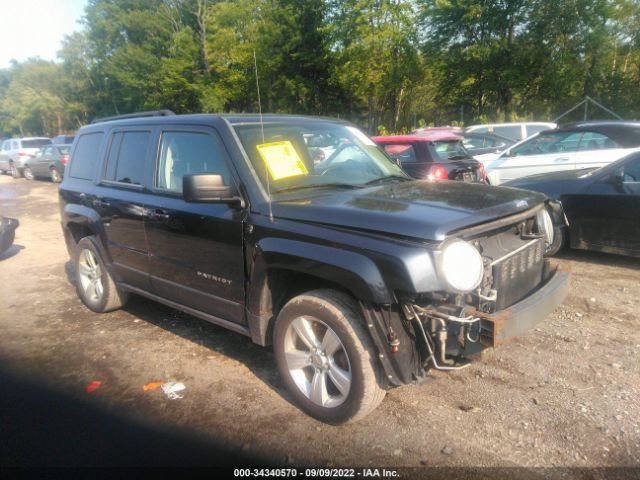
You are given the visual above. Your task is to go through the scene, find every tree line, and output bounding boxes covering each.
[0,0,638,137]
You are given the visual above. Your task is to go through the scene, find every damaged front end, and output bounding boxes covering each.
[401,258,569,372]
[369,204,570,381]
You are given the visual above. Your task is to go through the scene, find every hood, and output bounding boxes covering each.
[503,168,596,198]
[271,180,546,242]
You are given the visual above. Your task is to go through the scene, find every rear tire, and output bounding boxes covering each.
[273,289,385,424]
[23,166,34,181]
[74,236,128,313]
[50,167,62,183]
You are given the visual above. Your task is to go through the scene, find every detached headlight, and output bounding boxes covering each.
[536,208,554,247]
[440,240,484,292]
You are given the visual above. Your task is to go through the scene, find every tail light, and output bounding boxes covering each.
[478,161,488,183]
[61,154,69,165]
[427,164,448,181]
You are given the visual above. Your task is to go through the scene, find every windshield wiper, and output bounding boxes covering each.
[364,175,410,186]
[273,183,362,194]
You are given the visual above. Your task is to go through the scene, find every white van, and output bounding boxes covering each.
[465,122,557,142]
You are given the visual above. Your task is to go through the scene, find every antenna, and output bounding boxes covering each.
[254,49,273,223]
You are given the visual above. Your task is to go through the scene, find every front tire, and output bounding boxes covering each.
[545,225,566,257]
[274,289,385,424]
[74,236,128,312]
[23,166,34,180]
[10,164,22,179]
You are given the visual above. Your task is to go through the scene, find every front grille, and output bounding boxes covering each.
[491,238,544,310]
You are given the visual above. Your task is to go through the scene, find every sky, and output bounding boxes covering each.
[0,0,88,68]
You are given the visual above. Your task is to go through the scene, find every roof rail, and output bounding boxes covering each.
[91,109,176,124]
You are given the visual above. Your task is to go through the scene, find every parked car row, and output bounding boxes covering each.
[371,120,640,259]
[0,135,74,181]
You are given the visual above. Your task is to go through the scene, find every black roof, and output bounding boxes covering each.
[548,121,640,148]
[88,111,349,128]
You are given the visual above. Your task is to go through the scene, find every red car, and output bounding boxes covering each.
[373,133,487,183]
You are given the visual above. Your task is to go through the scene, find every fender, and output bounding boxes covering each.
[245,237,392,346]
[546,199,569,227]
[62,203,112,264]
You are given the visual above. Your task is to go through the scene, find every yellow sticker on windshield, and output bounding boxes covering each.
[256,141,308,180]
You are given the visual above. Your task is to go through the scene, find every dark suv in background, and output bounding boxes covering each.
[59,111,569,423]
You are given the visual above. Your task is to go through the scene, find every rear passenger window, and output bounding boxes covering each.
[382,144,418,163]
[69,132,104,180]
[156,131,231,194]
[103,131,150,185]
[578,132,618,150]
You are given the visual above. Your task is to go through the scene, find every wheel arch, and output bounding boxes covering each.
[62,204,111,263]
[246,238,392,347]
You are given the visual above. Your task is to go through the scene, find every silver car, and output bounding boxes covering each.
[0,137,52,178]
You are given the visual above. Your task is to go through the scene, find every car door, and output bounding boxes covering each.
[32,146,52,176]
[487,131,581,184]
[93,128,154,290]
[573,131,633,170]
[568,156,640,255]
[144,126,246,324]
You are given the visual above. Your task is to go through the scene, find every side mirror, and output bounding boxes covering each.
[610,170,625,190]
[183,174,244,207]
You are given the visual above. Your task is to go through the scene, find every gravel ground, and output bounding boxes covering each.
[0,175,639,470]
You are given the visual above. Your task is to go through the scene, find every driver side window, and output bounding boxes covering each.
[156,130,231,194]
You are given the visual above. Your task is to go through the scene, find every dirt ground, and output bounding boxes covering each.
[1,174,639,469]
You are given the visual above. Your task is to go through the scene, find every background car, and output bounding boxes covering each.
[459,131,514,157]
[480,121,640,185]
[373,133,487,182]
[412,126,462,135]
[465,122,557,142]
[0,137,52,178]
[22,144,71,183]
[51,134,75,145]
[504,152,640,257]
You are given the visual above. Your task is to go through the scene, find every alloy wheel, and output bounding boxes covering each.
[283,316,352,408]
[78,248,104,303]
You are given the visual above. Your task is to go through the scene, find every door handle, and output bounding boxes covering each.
[93,198,111,208]
[146,208,170,220]
[554,157,570,162]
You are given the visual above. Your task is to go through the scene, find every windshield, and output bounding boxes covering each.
[233,122,408,195]
[430,140,470,160]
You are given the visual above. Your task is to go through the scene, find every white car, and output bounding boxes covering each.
[0,137,52,178]
[465,122,556,142]
[480,122,640,185]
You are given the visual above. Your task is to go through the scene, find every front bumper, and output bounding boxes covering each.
[473,260,570,346]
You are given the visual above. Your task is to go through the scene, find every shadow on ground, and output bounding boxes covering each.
[0,365,267,467]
